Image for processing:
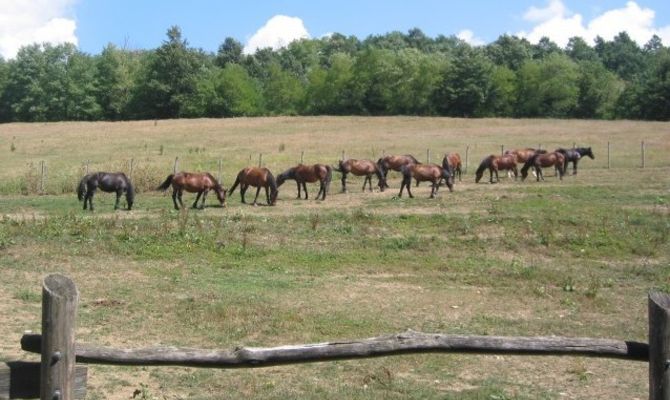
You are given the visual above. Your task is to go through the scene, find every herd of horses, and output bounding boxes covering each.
[76,146,594,210]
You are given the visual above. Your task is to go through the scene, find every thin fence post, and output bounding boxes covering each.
[341,150,345,161]
[258,153,263,168]
[129,159,134,180]
[607,142,611,169]
[465,146,469,174]
[538,143,542,151]
[300,151,304,164]
[218,159,223,182]
[573,142,576,149]
[642,141,646,169]
[426,149,430,164]
[501,145,504,156]
[40,274,79,400]
[649,292,670,400]
[40,161,45,194]
[85,160,89,175]
[173,157,179,174]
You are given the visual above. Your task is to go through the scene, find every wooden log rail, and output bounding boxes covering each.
[21,330,648,369]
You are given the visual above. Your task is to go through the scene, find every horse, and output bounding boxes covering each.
[157,172,226,210]
[77,172,134,211]
[398,163,453,198]
[521,151,566,181]
[228,167,279,206]
[504,148,543,164]
[334,159,385,192]
[377,154,420,188]
[276,163,332,200]
[442,153,463,182]
[555,147,594,175]
[475,155,518,184]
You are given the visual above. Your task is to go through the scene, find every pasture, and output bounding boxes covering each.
[0,117,669,399]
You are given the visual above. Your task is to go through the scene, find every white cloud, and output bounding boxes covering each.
[0,0,78,59]
[518,1,670,47]
[244,15,310,54]
[457,29,485,46]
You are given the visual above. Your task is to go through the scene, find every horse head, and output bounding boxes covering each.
[276,168,294,187]
[270,188,279,206]
[214,185,227,207]
[583,147,595,159]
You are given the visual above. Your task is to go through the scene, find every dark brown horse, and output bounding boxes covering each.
[335,159,385,192]
[555,147,594,175]
[157,172,226,210]
[276,163,332,200]
[475,155,518,184]
[377,154,420,188]
[521,152,566,181]
[398,163,453,198]
[78,172,134,211]
[228,167,279,206]
[504,148,541,164]
[442,152,463,182]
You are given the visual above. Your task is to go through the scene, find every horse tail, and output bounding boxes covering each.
[228,175,241,196]
[520,153,539,179]
[157,174,174,191]
[77,175,89,201]
[406,154,420,164]
[324,165,333,193]
[333,160,344,173]
[125,177,135,210]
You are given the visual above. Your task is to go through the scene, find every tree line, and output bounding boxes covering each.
[0,26,668,122]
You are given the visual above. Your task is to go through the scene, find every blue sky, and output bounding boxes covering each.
[1,0,669,58]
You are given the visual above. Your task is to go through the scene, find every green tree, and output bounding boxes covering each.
[574,60,622,119]
[434,47,493,117]
[516,54,579,117]
[305,52,359,114]
[486,35,533,70]
[64,51,101,120]
[566,36,599,62]
[131,26,205,119]
[0,57,9,122]
[262,62,305,115]
[595,32,644,80]
[486,65,517,116]
[95,44,138,120]
[215,37,243,68]
[185,64,263,117]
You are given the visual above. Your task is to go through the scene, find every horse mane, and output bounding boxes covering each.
[405,154,420,164]
[204,172,223,190]
[267,169,278,192]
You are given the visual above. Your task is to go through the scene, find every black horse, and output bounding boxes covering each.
[555,147,594,175]
[77,172,134,211]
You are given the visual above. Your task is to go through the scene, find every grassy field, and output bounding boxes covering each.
[0,117,669,399]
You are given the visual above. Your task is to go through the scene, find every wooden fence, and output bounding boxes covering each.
[1,274,669,399]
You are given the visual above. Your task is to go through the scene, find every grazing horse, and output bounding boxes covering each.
[398,163,453,198]
[475,155,518,184]
[556,147,594,175]
[335,159,385,192]
[228,167,279,206]
[377,154,420,188]
[276,163,332,200]
[521,151,566,181]
[157,172,226,210]
[504,148,543,164]
[442,153,463,182]
[77,172,134,211]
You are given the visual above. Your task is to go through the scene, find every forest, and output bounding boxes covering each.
[0,26,668,122]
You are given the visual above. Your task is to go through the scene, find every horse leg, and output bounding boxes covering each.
[252,186,262,206]
[303,182,308,200]
[200,190,209,209]
[536,167,543,181]
[489,168,494,184]
[86,187,96,211]
[192,191,202,209]
[240,183,249,204]
[430,181,436,198]
[177,189,185,208]
[172,189,180,210]
[296,182,302,199]
[573,159,578,175]
[114,189,122,210]
[341,172,347,193]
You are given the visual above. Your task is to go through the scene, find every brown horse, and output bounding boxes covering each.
[475,155,518,184]
[228,167,279,206]
[157,172,226,210]
[442,152,463,182]
[276,163,332,200]
[521,152,566,181]
[398,163,453,198]
[504,148,539,164]
[377,154,420,188]
[335,159,385,192]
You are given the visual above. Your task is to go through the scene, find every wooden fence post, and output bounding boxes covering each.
[341,150,345,161]
[85,160,89,175]
[300,151,304,164]
[173,157,179,174]
[607,142,611,169]
[258,153,263,168]
[218,159,223,183]
[501,145,504,156]
[426,149,431,164]
[39,161,45,194]
[465,146,469,174]
[41,274,79,400]
[642,141,646,168]
[129,159,134,180]
[649,292,670,400]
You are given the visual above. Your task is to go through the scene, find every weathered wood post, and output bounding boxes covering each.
[300,151,304,164]
[642,141,646,169]
[465,146,469,174]
[173,157,179,174]
[258,153,263,168]
[39,161,45,194]
[649,292,670,400]
[341,150,345,161]
[85,160,89,175]
[40,274,78,400]
[218,159,223,183]
[501,145,504,156]
[129,159,134,180]
[426,149,431,164]
[607,142,611,169]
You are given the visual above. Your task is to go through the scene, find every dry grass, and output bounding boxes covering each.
[0,117,669,399]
